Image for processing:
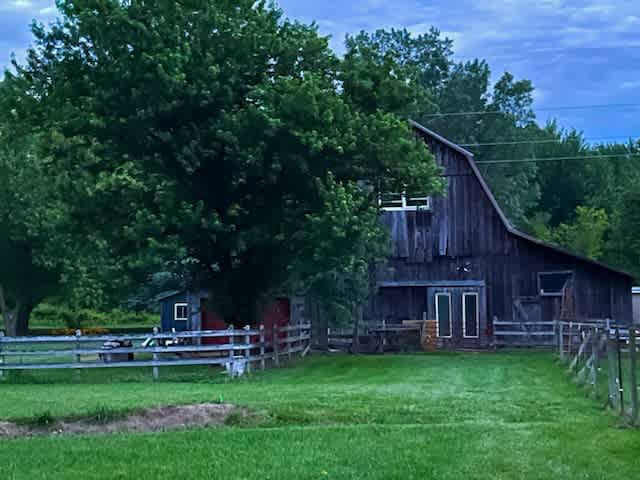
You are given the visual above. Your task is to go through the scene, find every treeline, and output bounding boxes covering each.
[0,3,637,336]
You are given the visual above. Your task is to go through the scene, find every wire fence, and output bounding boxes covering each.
[556,321,639,425]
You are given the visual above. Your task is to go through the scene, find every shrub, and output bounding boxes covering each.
[31,303,157,328]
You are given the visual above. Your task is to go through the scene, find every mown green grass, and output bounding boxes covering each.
[0,353,638,479]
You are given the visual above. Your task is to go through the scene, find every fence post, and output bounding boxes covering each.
[616,328,624,415]
[606,332,618,409]
[152,326,159,381]
[244,325,251,374]
[75,329,82,364]
[287,325,293,361]
[0,332,4,380]
[259,324,265,370]
[629,328,638,424]
[228,324,235,369]
[558,321,564,361]
[273,324,280,366]
[567,322,573,359]
[590,328,600,397]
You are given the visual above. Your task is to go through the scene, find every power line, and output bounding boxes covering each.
[460,135,640,147]
[421,103,640,118]
[475,153,640,165]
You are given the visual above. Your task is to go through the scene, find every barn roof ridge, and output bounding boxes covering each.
[409,120,633,279]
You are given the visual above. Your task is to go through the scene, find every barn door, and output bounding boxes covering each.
[428,286,486,347]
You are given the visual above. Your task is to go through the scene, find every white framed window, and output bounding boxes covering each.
[435,293,452,338]
[462,292,479,338]
[174,303,188,322]
[379,192,433,212]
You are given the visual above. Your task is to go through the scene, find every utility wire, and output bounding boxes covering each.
[421,103,640,118]
[460,136,640,147]
[475,153,640,165]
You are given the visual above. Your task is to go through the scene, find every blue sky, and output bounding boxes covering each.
[1,0,639,142]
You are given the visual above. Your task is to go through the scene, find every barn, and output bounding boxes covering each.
[366,121,633,348]
[158,121,633,350]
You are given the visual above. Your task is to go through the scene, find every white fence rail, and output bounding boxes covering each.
[0,323,311,380]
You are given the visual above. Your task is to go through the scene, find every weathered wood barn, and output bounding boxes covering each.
[367,121,633,348]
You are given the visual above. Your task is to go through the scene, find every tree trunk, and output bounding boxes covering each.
[0,285,32,336]
[351,304,362,354]
[16,303,32,336]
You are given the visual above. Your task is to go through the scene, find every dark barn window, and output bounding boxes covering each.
[463,293,479,338]
[538,272,573,297]
[436,293,452,337]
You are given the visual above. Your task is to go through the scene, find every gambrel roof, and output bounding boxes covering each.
[409,120,632,279]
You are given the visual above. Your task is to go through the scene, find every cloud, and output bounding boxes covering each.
[0,0,638,138]
[621,81,640,91]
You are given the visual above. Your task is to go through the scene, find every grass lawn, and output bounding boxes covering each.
[0,352,638,479]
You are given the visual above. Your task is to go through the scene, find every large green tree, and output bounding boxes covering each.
[6,1,441,325]
[0,131,66,335]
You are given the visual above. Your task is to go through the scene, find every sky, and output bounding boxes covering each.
[1,0,639,142]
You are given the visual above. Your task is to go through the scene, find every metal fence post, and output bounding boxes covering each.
[0,332,4,380]
[244,325,251,374]
[273,324,280,366]
[152,327,159,381]
[558,321,564,361]
[259,324,265,370]
[287,325,293,361]
[629,327,638,424]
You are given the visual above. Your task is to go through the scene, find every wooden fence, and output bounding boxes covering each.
[493,319,556,347]
[555,320,638,425]
[0,323,311,380]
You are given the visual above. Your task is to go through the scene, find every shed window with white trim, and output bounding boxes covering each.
[174,303,188,322]
[435,293,452,338]
[463,292,479,338]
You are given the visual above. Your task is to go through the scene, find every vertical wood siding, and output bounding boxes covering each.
[369,128,633,346]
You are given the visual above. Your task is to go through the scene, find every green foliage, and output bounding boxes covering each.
[289,175,391,327]
[5,1,441,324]
[531,206,609,260]
[0,122,67,334]
[86,405,128,425]
[607,187,640,280]
[14,410,55,427]
[29,303,156,329]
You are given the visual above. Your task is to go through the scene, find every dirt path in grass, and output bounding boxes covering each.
[0,403,247,438]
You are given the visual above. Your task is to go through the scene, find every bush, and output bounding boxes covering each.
[30,304,157,328]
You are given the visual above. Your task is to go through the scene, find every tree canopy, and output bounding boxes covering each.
[2,0,441,328]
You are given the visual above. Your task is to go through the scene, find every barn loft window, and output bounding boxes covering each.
[435,293,452,338]
[379,192,433,212]
[463,292,479,338]
[174,303,188,322]
[538,271,573,297]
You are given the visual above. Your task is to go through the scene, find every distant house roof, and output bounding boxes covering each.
[410,120,633,279]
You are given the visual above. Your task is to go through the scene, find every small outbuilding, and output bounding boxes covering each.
[157,290,305,333]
